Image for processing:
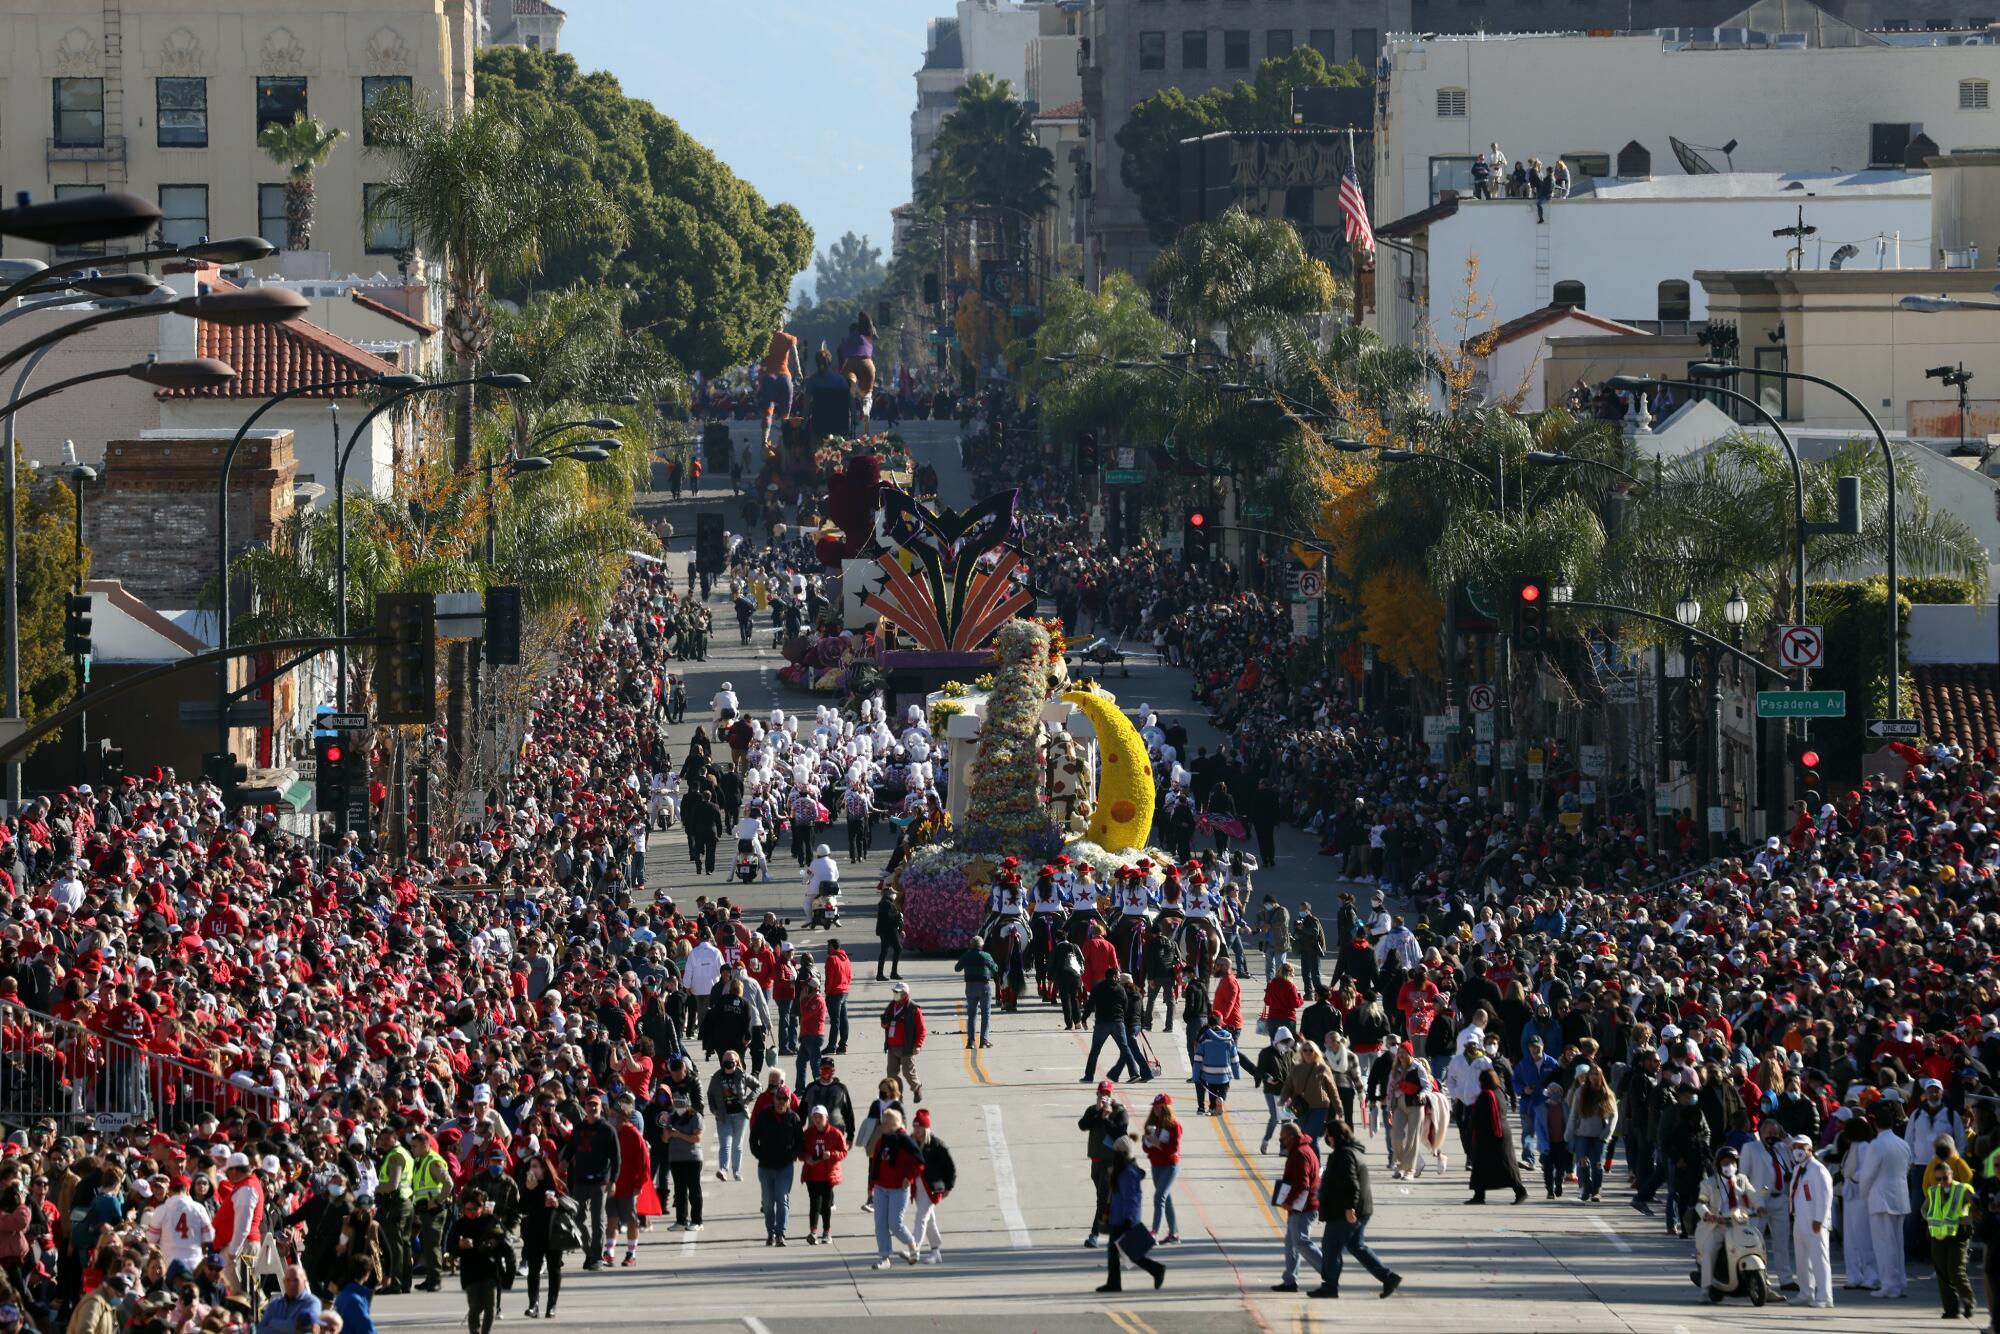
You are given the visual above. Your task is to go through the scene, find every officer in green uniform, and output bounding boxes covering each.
[411,1133,453,1292]
[1926,1137,1976,1320]
[376,1123,415,1295]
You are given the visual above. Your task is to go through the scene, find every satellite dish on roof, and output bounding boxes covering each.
[1670,136,1739,174]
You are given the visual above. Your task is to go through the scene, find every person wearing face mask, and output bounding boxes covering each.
[1740,1118,1795,1295]
[1787,1133,1835,1308]
[1693,1145,1756,1291]
[1922,1134,1977,1319]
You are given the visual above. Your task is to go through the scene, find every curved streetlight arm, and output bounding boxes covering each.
[1380,449,1497,491]
[1552,597,1783,679]
[2,365,160,418]
[1697,362,1901,719]
[0,244,188,309]
[1526,452,1645,487]
[530,417,620,447]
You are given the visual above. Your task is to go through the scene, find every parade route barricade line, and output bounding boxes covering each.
[980,1103,1034,1249]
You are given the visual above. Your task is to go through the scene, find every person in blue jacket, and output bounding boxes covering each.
[1511,1034,1560,1170]
[1194,1014,1239,1115]
[1097,1136,1165,1293]
[333,1255,379,1334]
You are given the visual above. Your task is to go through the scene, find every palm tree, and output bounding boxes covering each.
[1147,207,1337,357]
[256,114,346,250]
[364,90,625,469]
[916,74,1056,218]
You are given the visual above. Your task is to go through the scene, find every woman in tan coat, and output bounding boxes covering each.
[1284,1040,1338,1140]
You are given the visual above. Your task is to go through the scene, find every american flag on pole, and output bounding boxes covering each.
[1339,133,1375,253]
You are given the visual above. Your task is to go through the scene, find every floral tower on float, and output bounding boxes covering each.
[963,619,1062,854]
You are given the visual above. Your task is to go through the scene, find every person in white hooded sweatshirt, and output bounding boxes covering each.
[1787,1133,1835,1308]
[1858,1112,1913,1298]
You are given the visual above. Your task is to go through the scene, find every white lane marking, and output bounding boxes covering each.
[682,1225,697,1259]
[1589,1214,1633,1253]
[743,1317,773,1334]
[1168,1031,1192,1077]
[981,1104,1034,1249]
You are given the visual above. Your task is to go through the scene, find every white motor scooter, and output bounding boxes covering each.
[1689,1214,1771,1306]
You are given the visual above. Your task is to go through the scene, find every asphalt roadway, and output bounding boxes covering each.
[376,420,1951,1332]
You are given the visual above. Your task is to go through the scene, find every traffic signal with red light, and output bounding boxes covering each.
[1183,507,1212,564]
[316,733,350,819]
[1512,576,1548,648]
[1793,741,1822,792]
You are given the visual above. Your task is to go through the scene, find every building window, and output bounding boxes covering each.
[1552,280,1585,308]
[1962,79,1991,111]
[158,185,209,248]
[1657,279,1691,323]
[1429,154,1475,202]
[1182,31,1207,69]
[362,75,412,145]
[1267,29,1294,58]
[1436,87,1467,119]
[1284,186,1315,226]
[1870,122,1917,167]
[156,78,208,148]
[1351,28,1379,67]
[258,184,288,250]
[53,184,105,257]
[1309,29,1336,62]
[255,76,308,134]
[1562,152,1610,180]
[1223,29,1250,68]
[1139,31,1165,70]
[363,183,411,254]
[53,78,105,148]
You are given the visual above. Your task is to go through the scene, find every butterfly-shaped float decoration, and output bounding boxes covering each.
[860,486,1037,652]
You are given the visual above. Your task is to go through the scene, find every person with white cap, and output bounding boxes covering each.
[215,1151,266,1315]
[710,681,739,725]
[1788,1132,1836,1307]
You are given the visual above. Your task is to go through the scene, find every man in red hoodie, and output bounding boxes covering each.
[823,941,853,1054]
[606,1094,651,1267]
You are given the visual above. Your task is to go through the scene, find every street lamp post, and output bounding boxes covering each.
[1691,360,1902,719]
[63,442,95,780]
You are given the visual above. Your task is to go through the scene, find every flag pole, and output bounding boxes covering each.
[1348,124,1364,327]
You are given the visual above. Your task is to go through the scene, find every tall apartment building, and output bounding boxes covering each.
[1080,0,1410,284]
[913,0,1049,194]
[0,0,472,280]
[479,0,564,52]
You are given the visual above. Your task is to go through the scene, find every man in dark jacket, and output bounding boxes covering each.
[1082,973,1142,1084]
[1312,1119,1402,1299]
[682,793,723,875]
[1078,1081,1129,1247]
[798,1057,855,1138]
[748,1087,806,1245]
[911,1108,957,1262]
[560,1093,621,1270]
[1294,905,1326,1000]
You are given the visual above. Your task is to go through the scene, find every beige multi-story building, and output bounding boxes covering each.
[0,0,473,280]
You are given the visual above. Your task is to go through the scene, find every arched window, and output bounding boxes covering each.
[1658,279,1691,323]
[1552,280,1586,309]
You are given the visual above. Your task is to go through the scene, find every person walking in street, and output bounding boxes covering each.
[1260,896,1291,981]
[824,940,854,1053]
[605,1095,651,1267]
[1082,967,1143,1085]
[1922,1135,1976,1319]
[445,1189,505,1334]
[954,936,998,1050]
[560,1094,619,1271]
[660,1093,705,1235]
[799,1104,848,1245]
[911,1109,956,1264]
[1141,1094,1183,1245]
[868,1109,925,1269]
[1311,1119,1403,1300]
[1271,1122,1324,1292]
[1788,1132,1835,1308]
[795,976,829,1090]
[1080,1081,1129,1247]
[1740,1113,1794,1292]
[1860,1109,1914,1299]
[1195,1013,1239,1115]
[1464,1068,1529,1205]
[1256,1028,1297,1153]
[749,1085,805,1246]
[516,1152,568,1318]
[708,1051,756,1183]
[1097,1136,1165,1293]
[875,891,905,981]
[881,982,926,1103]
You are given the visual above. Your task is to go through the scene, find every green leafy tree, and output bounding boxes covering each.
[479,286,682,456]
[916,74,1055,218]
[812,232,886,307]
[1118,49,1366,243]
[256,114,346,250]
[11,470,88,743]
[474,47,814,374]
[366,88,622,471]
[1147,206,1337,355]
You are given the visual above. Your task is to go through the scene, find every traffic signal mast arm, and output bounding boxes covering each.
[1548,597,1784,679]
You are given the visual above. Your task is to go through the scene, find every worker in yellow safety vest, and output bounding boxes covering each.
[1923,1135,1976,1320]
[410,1133,454,1293]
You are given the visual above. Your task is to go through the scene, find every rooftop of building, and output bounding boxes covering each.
[157,274,401,400]
[1574,169,1931,201]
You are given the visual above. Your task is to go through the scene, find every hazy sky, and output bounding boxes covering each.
[564,0,947,296]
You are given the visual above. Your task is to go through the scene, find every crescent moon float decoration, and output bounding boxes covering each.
[1062,687,1154,852]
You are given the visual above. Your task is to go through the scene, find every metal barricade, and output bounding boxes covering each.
[0,1000,275,1133]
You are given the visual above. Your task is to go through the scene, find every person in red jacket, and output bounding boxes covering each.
[1212,969,1245,1040]
[1262,964,1304,1033]
[798,1103,848,1245]
[824,941,854,1054]
[868,1107,924,1268]
[1141,1093,1183,1244]
[1081,922,1119,995]
[795,977,829,1089]
[1272,1121,1323,1291]
[606,1096,651,1268]
[880,983,926,1103]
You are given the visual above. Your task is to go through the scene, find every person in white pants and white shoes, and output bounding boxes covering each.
[1787,1134,1835,1308]
[1858,1114,1913,1298]
[910,1109,955,1263]
[1741,1118,1795,1293]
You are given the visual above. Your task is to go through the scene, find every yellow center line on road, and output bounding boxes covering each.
[957,1003,991,1085]
[1209,1105,1285,1236]
[1105,1312,1142,1334]
[1119,1309,1162,1334]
